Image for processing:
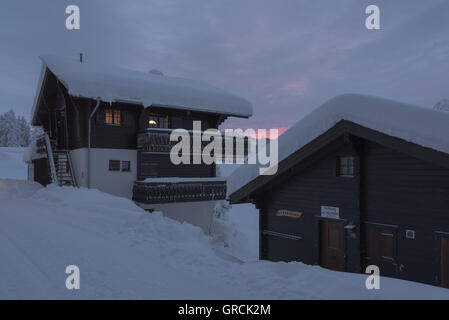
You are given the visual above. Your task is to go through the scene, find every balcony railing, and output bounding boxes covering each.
[138,129,174,153]
[137,128,251,157]
[132,178,227,204]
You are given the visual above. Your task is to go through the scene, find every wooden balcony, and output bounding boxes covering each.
[137,128,251,156]
[132,178,227,204]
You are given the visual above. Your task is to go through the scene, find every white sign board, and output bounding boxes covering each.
[321,206,340,219]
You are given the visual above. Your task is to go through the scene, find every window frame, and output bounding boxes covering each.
[336,156,355,178]
[121,160,131,172]
[104,108,121,126]
[148,113,170,129]
[108,160,121,171]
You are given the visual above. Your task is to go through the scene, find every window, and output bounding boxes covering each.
[121,161,131,172]
[109,160,120,171]
[328,228,340,249]
[337,156,355,177]
[141,162,158,177]
[148,114,169,128]
[113,110,121,125]
[105,109,113,125]
[105,109,121,125]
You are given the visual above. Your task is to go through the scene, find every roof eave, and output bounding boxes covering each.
[30,62,48,126]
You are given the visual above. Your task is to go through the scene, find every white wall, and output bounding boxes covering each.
[70,148,137,199]
[89,148,137,199]
[70,148,88,187]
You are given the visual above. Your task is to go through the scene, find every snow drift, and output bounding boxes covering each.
[1,179,448,299]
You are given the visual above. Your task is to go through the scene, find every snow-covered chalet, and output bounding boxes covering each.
[26,55,252,233]
[228,94,449,288]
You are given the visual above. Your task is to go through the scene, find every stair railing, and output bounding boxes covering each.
[39,133,58,184]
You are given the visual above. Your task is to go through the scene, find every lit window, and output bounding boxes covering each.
[105,109,121,125]
[337,156,355,177]
[121,161,131,172]
[113,110,121,125]
[109,160,120,171]
[148,114,169,128]
[105,109,113,124]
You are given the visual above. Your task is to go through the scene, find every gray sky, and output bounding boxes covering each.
[0,0,448,133]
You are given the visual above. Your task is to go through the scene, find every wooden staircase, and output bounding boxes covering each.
[53,151,76,186]
[35,134,77,187]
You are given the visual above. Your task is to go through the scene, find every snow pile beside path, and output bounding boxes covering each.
[0,179,42,200]
[213,164,259,262]
[211,203,259,262]
[0,147,27,180]
[1,180,449,299]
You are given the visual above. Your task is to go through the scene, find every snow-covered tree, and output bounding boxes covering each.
[0,109,31,147]
[30,126,45,143]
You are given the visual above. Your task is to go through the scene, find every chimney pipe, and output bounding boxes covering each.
[80,53,83,63]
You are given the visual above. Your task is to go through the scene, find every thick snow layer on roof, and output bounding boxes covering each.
[35,55,252,118]
[228,94,449,196]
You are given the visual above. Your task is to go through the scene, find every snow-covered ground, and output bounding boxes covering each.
[1,147,449,299]
[0,147,27,180]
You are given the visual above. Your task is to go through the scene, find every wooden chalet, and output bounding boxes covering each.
[27,54,252,233]
[228,94,449,288]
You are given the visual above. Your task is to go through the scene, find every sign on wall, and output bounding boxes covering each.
[321,206,340,219]
[276,210,303,219]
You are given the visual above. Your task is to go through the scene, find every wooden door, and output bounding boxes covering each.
[320,220,344,271]
[364,224,397,277]
[441,237,449,288]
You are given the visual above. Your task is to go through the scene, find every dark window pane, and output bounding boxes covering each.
[337,156,355,177]
[328,228,340,249]
[109,160,120,171]
[121,161,131,172]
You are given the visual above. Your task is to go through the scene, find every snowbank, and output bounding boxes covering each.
[228,94,449,196]
[1,179,448,299]
[0,147,27,180]
[32,55,252,124]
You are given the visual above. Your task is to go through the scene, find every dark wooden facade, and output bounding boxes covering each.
[32,69,226,182]
[231,120,449,288]
[31,67,245,205]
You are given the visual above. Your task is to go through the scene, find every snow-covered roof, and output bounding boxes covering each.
[228,94,449,197]
[32,55,252,120]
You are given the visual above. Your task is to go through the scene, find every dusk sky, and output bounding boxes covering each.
[0,0,448,133]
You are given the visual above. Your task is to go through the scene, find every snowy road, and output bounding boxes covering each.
[1,179,449,299]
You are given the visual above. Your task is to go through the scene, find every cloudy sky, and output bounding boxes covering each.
[0,0,448,133]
